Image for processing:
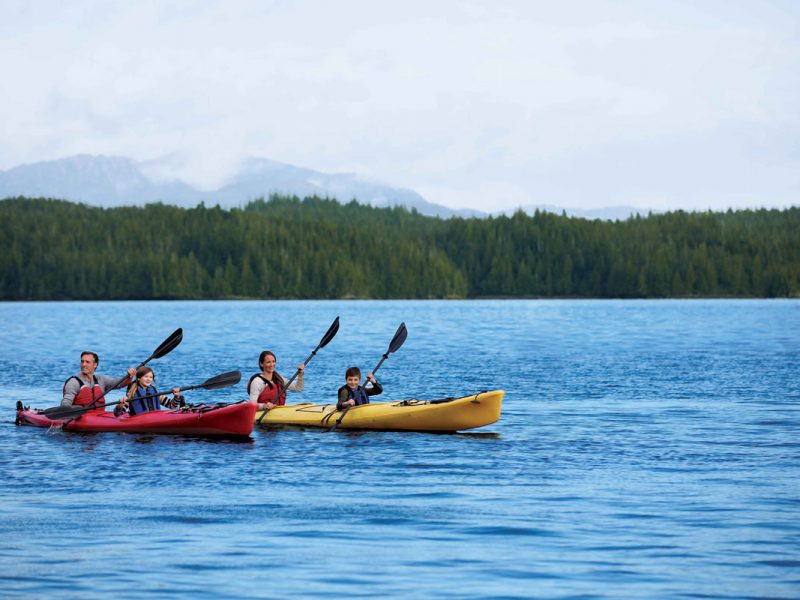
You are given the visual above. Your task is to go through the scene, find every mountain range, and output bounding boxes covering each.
[0,154,649,220]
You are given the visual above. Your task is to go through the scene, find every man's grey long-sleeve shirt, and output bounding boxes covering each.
[61,373,128,406]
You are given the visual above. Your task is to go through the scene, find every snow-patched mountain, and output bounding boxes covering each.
[0,155,200,207]
[0,154,477,218]
[0,154,650,220]
[211,158,481,217]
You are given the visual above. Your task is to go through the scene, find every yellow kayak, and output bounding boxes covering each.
[255,390,504,432]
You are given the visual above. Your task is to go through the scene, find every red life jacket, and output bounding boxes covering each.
[65,375,105,409]
[248,374,285,406]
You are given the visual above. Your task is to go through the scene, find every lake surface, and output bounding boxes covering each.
[0,299,798,598]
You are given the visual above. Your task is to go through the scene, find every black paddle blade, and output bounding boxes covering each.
[150,328,183,361]
[198,370,241,390]
[43,405,92,420]
[388,322,408,354]
[43,405,71,417]
[318,316,340,349]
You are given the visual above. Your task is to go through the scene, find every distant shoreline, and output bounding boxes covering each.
[2,196,799,300]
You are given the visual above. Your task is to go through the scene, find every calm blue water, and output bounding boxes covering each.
[0,300,798,599]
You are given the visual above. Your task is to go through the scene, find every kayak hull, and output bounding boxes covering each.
[16,402,256,437]
[255,390,503,432]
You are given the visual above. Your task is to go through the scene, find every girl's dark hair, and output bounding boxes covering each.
[258,350,285,389]
[127,366,154,398]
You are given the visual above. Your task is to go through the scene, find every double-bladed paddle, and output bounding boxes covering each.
[43,328,184,418]
[44,370,241,420]
[329,322,407,432]
[255,316,340,425]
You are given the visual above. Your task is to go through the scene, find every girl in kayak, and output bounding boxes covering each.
[247,350,305,411]
[115,366,183,416]
[337,366,382,409]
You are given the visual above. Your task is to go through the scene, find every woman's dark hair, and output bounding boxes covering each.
[258,350,285,389]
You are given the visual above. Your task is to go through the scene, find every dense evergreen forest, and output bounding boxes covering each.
[1,195,798,299]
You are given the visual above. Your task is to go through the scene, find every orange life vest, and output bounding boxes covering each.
[65,376,105,409]
[247,374,285,406]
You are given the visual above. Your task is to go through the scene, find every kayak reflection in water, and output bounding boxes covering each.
[115,366,183,416]
[337,366,382,410]
[247,350,305,411]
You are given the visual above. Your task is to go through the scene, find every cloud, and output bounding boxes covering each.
[1,0,798,211]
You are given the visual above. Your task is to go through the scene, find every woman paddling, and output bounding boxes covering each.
[247,350,304,411]
[116,366,183,416]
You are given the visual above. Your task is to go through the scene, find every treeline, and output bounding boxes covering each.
[1,195,798,299]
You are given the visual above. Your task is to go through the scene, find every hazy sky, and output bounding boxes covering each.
[1,1,798,212]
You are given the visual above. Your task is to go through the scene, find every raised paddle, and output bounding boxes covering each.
[44,370,242,420]
[44,327,184,417]
[255,316,340,425]
[329,322,407,432]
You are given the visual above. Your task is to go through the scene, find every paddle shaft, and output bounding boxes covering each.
[114,371,242,404]
[106,385,185,405]
[277,349,316,402]
[109,371,242,404]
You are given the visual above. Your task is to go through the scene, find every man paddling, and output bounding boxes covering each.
[61,351,136,410]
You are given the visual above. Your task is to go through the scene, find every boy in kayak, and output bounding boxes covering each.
[337,366,382,410]
[61,351,136,410]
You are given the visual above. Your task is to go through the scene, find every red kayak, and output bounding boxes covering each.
[15,402,256,437]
